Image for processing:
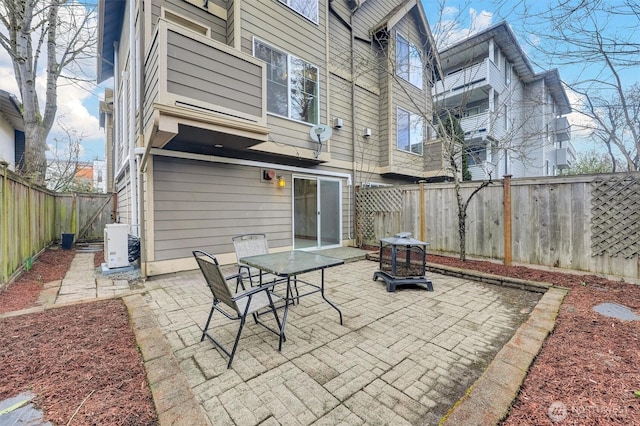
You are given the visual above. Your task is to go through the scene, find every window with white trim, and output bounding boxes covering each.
[396,33,423,89]
[397,108,424,155]
[278,0,318,23]
[253,39,319,124]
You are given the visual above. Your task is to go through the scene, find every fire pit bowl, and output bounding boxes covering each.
[373,232,433,292]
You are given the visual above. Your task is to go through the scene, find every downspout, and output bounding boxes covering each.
[349,4,359,242]
[137,0,146,277]
[111,41,123,223]
[128,0,138,237]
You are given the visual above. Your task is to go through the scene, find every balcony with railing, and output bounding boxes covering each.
[553,116,571,142]
[143,20,269,149]
[433,58,507,99]
[459,109,509,142]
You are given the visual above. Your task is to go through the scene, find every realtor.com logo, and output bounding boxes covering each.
[547,401,628,422]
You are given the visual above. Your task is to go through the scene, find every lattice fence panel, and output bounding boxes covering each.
[591,174,640,258]
[356,187,403,244]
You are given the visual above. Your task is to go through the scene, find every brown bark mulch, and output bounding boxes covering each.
[425,255,640,425]
[1,247,639,424]
[0,248,157,425]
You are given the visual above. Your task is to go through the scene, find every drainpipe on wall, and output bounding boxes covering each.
[137,0,146,277]
[349,4,359,242]
[128,0,138,237]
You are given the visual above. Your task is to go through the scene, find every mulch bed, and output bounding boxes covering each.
[0,247,158,425]
[1,247,639,424]
[424,255,640,425]
[0,248,75,315]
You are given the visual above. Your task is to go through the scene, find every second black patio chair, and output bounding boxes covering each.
[232,233,272,287]
[193,250,284,368]
[232,233,299,302]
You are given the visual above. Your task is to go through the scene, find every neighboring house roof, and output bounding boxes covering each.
[0,89,24,132]
[438,21,571,115]
[97,0,125,83]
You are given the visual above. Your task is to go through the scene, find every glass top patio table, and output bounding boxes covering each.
[239,250,344,350]
[239,250,344,276]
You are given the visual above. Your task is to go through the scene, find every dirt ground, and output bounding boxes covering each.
[0,248,638,424]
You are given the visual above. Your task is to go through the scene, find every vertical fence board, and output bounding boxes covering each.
[0,166,113,287]
[355,173,640,279]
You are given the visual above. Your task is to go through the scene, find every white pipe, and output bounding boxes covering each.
[128,0,138,236]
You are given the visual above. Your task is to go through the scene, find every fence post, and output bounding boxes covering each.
[503,175,512,266]
[1,161,7,283]
[419,180,426,242]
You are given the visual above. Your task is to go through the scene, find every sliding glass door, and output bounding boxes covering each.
[293,176,341,250]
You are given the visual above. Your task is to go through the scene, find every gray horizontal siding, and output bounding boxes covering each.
[166,29,263,118]
[151,0,227,43]
[143,31,160,132]
[152,156,293,261]
[240,1,327,141]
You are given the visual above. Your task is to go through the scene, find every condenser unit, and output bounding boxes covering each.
[104,223,129,268]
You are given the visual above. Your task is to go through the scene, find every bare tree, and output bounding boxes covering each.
[329,1,551,261]
[518,0,640,171]
[45,120,90,192]
[0,0,96,182]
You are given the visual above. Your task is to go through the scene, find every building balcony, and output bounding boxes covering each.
[433,58,506,102]
[555,143,576,169]
[460,111,507,141]
[143,20,269,152]
[553,116,571,142]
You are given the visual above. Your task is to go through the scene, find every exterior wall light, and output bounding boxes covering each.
[277,176,286,188]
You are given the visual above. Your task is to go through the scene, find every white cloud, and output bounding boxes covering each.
[435,8,494,49]
[565,88,597,141]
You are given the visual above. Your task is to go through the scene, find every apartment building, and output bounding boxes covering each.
[432,21,574,180]
[97,0,443,276]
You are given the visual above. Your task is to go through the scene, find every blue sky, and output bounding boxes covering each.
[421,0,640,151]
[1,1,637,162]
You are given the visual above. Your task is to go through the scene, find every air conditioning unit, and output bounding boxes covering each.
[104,223,130,268]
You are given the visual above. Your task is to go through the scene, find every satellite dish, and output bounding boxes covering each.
[310,124,332,143]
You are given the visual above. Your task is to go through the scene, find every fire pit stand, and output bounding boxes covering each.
[373,232,433,292]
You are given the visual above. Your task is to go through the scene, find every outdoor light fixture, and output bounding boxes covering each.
[277,176,286,188]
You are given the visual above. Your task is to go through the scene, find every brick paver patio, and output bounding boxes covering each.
[139,259,541,425]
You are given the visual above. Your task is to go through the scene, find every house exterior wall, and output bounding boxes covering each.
[0,116,15,170]
[150,0,227,43]
[115,168,132,225]
[100,0,441,275]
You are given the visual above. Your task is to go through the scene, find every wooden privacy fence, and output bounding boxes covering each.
[356,172,640,279]
[0,165,113,287]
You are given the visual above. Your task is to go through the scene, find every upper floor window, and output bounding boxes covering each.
[504,62,511,87]
[397,108,424,155]
[396,33,423,89]
[278,0,318,23]
[254,39,319,125]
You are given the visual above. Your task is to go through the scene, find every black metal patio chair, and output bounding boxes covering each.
[193,250,284,368]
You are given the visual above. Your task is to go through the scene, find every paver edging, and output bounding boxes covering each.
[425,263,552,293]
[365,253,552,292]
[122,294,212,426]
[439,287,568,425]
